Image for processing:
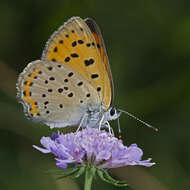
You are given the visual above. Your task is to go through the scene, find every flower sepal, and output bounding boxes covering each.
[97,169,128,187]
[47,164,127,188]
[47,166,84,179]
[73,166,86,178]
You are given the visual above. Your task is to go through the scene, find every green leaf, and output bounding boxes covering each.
[97,169,128,187]
[74,166,86,178]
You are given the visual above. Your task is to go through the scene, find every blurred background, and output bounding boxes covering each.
[0,0,190,189]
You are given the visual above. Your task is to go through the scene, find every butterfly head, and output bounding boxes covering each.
[105,107,121,121]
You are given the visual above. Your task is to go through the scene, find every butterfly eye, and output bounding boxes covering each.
[110,108,115,116]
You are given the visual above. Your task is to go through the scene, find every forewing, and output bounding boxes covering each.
[17,60,101,128]
[41,17,112,110]
[84,18,114,105]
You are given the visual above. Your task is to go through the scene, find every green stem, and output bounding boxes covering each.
[84,166,96,190]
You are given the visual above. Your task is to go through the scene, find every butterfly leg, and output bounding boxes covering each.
[75,113,88,133]
[104,121,114,136]
[98,115,105,131]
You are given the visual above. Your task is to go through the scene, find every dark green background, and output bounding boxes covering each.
[0,0,190,190]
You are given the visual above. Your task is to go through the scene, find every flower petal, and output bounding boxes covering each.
[33,128,155,169]
[33,145,50,153]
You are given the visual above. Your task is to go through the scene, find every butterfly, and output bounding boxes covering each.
[17,17,122,129]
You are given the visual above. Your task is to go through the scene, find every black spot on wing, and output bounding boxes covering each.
[70,53,79,58]
[44,101,49,105]
[86,43,91,47]
[58,88,63,93]
[48,66,53,71]
[48,89,53,92]
[77,81,83,86]
[78,40,84,44]
[53,47,58,52]
[97,87,101,92]
[49,77,55,80]
[84,59,94,66]
[68,72,74,77]
[68,92,73,97]
[72,41,77,47]
[65,57,70,62]
[91,74,99,79]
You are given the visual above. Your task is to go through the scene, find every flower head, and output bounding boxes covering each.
[33,128,155,169]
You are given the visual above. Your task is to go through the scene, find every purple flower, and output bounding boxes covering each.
[33,128,155,169]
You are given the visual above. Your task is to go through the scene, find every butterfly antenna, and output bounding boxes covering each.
[118,109,158,132]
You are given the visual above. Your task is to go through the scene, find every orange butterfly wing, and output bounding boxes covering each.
[41,17,112,110]
[84,18,114,105]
